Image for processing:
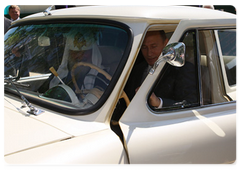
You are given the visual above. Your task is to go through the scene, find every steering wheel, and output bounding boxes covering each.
[71,62,130,106]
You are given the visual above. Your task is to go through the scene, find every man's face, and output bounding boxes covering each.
[9,8,20,21]
[141,31,168,66]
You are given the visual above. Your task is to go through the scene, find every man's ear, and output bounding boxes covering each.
[164,38,169,46]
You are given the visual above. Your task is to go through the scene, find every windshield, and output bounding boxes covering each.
[4,22,130,114]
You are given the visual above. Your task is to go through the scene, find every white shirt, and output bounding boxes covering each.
[157,97,163,108]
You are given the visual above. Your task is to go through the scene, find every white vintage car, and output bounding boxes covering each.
[4,5,236,164]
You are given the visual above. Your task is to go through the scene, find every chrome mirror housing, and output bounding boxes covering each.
[150,42,185,75]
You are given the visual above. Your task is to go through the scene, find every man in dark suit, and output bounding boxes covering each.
[125,30,197,108]
[1,3,12,37]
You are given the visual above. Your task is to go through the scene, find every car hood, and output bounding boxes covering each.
[4,96,108,156]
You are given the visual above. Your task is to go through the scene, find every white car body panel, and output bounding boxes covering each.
[4,97,71,156]
[5,128,128,164]
[4,95,127,164]
[24,6,234,21]
[120,102,236,163]
[4,5,236,164]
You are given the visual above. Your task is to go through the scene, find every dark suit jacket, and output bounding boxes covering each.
[125,60,198,108]
[2,17,12,37]
[125,61,148,100]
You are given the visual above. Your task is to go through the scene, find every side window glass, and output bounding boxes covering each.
[150,30,199,111]
[217,29,236,86]
[198,30,229,105]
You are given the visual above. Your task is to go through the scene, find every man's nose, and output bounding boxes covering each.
[147,48,154,57]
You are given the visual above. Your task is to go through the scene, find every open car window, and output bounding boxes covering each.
[147,30,199,112]
[4,21,131,114]
[148,28,236,113]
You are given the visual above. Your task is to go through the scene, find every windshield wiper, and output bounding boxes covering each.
[4,78,30,88]
[4,75,18,81]
[4,76,44,116]
[4,98,30,117]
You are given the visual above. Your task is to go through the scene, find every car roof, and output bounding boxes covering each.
[24,5,235,22]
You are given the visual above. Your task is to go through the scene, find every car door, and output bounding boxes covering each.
[119,19,236,164]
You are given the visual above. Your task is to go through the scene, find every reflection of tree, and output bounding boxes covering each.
[5,24,100,50]
[5,25,71,48]
[4,24,101,77]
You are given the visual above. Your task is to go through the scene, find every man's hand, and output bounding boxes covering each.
[149,92,161,107]
[135,87,161,107]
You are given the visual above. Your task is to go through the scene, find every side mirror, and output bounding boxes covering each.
[150,42,185,74]
[162,42,185,67]
[38,36,50,46]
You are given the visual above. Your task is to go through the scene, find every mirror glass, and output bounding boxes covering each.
[162,42,185,67]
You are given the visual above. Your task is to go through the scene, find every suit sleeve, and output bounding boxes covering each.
[156,62,198,107]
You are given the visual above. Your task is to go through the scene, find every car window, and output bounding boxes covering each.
[124,29,175,102]
[148,30,199,111]
[217,29,236,86]
[149,28,236,113]
[4,22,131,114]
[198,30,231,105]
